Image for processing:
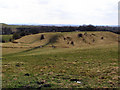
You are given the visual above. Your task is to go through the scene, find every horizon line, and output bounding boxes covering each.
[0,23,118,27]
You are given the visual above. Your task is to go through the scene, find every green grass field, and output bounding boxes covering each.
[2,35,13,42]
[2,32,119,88]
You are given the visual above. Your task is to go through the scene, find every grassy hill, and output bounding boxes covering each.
[2,31,119,88]
[2,31,118,49]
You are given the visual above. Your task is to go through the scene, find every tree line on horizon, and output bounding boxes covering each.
[1,24,119,40]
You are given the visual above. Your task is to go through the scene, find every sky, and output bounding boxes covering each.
[0,0,119,25]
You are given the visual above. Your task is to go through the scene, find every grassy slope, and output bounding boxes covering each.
[2,31,118,52]
[2,31,119,88]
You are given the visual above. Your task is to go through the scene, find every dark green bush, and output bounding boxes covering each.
[13,33,21,39]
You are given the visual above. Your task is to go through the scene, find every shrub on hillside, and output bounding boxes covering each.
[9,39,13,42]
[20,32,26,36]
[2,40,5,43]
[78,33,83,37]
[40,34,45,40]
[13,33,21,39]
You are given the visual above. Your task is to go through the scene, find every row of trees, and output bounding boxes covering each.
[1,24,119,40]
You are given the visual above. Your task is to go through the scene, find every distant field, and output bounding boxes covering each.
[2,31,119,88]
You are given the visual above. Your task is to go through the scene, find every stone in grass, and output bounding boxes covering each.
[24,73,30,76]
[76,81,82,84]
[70,79,82,84]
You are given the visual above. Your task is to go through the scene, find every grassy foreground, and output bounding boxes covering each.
[2,44,118,88]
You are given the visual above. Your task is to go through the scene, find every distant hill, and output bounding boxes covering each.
[2,31,118,49]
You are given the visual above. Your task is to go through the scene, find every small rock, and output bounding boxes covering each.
[76,81,82,84]
[70,79,82,84]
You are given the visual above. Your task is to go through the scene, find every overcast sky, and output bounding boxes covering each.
[0,0,119,25]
